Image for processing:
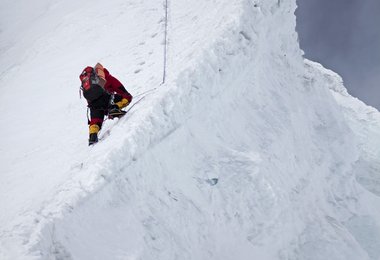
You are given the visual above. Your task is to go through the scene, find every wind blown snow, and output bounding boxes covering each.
[1,0,380,259]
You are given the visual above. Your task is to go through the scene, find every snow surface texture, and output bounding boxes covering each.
[1,0,380,259]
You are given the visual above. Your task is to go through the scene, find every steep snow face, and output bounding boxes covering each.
[303,60,380,260]
[317,60,380,199]
[0,0,165,257]
[1,0,380,259]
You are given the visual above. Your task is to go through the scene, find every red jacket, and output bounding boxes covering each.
[103,68,132,103]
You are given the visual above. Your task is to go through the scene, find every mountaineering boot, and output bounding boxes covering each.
[89,133,98,145]
[115,98,130,109]
[108,106,126,119]
[89,124,100,145]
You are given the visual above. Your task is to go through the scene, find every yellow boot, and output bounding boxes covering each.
[89,124,100,145]
[115,98,129,109]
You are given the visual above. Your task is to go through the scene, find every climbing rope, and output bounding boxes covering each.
[134,87,157,98]
[162,0,169,84]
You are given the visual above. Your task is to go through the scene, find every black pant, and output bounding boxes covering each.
[88,93,123,128]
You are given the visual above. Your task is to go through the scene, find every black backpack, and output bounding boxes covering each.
[79,66,106,102]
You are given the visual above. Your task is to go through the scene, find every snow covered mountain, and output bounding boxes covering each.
[1,0,380,259]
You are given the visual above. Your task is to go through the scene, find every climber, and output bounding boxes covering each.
[79,63,133,145]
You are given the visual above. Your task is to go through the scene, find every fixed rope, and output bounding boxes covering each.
[162,0,169,84]
[134,87,157,98]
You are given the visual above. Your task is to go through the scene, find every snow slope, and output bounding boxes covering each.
[1,0,380,259]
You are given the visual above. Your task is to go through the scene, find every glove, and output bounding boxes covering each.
[115,98,129,109]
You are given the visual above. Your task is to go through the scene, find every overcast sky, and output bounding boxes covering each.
[296,0,380,110]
